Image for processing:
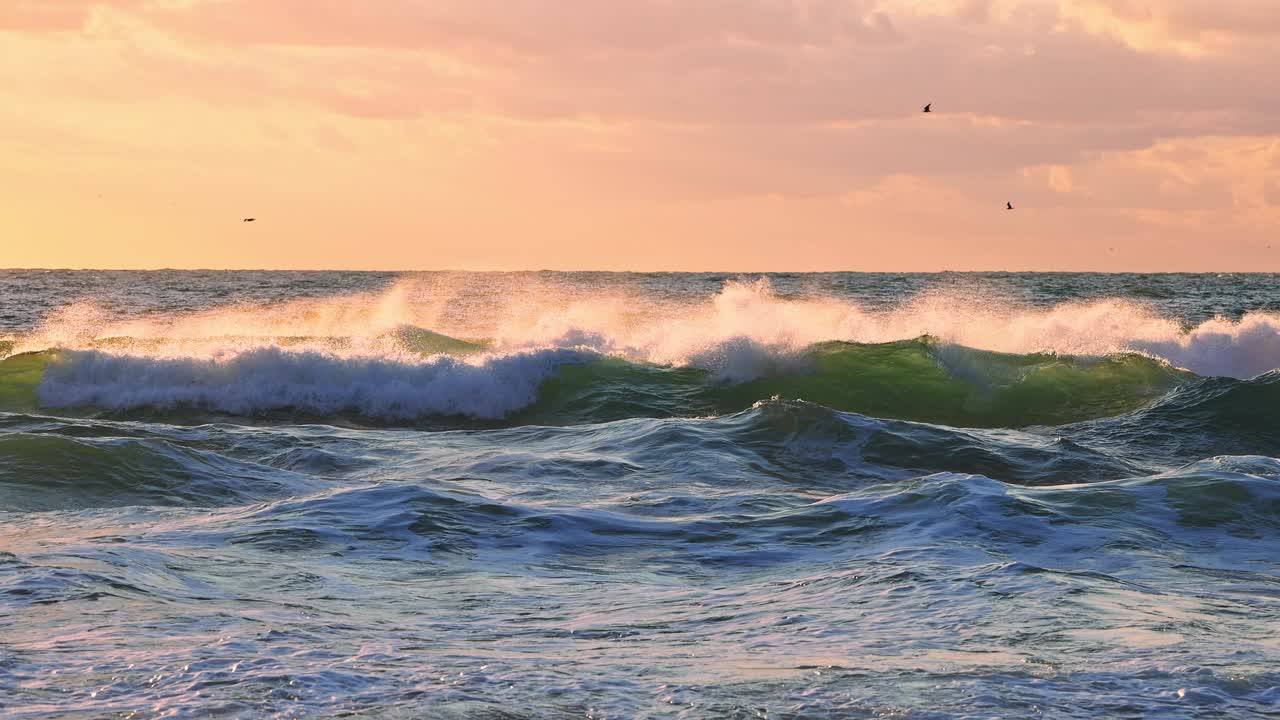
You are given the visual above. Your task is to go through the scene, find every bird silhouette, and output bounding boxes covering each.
[923,103,931,113]
[242,218,255,223]
[1006,202,1013,210]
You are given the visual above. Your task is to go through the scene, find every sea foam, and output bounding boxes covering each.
[37,347,595,420]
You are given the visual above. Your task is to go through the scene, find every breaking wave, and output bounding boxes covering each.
[1,278,1277,427]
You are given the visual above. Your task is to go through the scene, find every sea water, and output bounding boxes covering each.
[1,270,1277,718]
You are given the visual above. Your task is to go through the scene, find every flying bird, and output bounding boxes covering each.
[923,103,931,113]
[242,218,255,223]
[1006,202,1014,210]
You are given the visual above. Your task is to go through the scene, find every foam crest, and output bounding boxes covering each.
[38,347,595,420]
[1131,313,1280,380]
[491,279,863,380]
[489,279,1280,380]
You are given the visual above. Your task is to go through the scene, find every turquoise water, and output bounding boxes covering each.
[1,271,1277,718]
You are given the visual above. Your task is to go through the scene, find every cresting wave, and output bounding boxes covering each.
[1,341,1276,432]
[1,279,1277,426]
[32,346,594,421]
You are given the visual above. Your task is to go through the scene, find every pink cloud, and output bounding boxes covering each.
[0,0,144,31]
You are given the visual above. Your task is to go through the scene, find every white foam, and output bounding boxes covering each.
[37,347,595,420]
[486,278,1280,380]
[1130,313,1280,380]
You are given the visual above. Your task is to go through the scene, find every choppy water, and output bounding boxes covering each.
[1,270,1278,718]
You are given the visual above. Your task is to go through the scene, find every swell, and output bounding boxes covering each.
[0,336,1208,429]
[130,417,1280,567]
[0,431,323,512]
[4,398,1276,526]
[5,400,1277,719]
[1068,369,1280,461]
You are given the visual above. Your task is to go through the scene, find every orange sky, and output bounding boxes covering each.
[2,0,1277,271]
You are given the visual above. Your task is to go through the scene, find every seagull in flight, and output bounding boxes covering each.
[1006,202,1014,210]
[242,218,256,223]
[923,103,931,113]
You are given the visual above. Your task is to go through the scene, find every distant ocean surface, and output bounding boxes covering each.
[2,270,1278,718]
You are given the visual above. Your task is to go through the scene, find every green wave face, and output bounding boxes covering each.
[0,351,48,412]
[528,339,1191,428]
[809,339,1189,427]
[0,431,324,512]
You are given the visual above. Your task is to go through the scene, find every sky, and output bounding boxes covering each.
[1,0,1277,271]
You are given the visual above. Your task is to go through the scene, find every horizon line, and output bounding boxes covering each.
[1,267,1278,275]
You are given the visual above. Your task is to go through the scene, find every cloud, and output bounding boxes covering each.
[5,2,1276,194]
[121,0,1280,148]
[0,0,144,31]
[3,1,1278,270]
[155,0,901,53]
[8,2,1278,134]
[1063,1,1280,53]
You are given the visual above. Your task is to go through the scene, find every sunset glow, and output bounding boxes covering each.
[2,1,1277,270]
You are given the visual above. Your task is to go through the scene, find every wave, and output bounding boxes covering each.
[7,277,1280,379]
[2,278,1277,429]
[0,431,324,512]
[140,426,1280,568]
[4,398,1275,719]
[0,337,1203,429]
[5,397,1275,524]
[23,346,594,422]
[531,339,1191,428]
[470,278,1280,381]
[1068,369,1280,461]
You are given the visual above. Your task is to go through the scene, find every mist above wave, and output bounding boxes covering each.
[3,276,1277,383]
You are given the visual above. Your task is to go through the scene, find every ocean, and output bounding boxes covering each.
[1,270,1277,718]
